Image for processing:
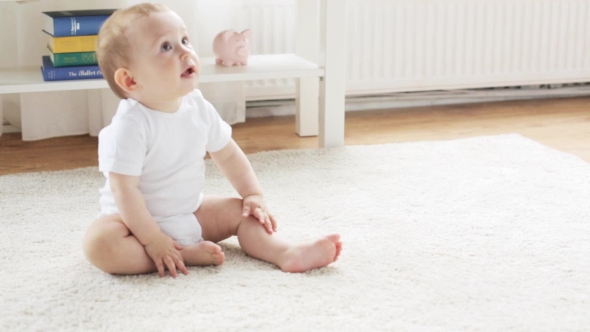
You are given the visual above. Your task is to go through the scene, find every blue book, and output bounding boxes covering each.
[42,9,116,37]
[41,56,103,81]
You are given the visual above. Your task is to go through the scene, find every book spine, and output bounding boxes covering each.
[52,35,98,53]
[53,52,97,67]
[52,16,110,37]
[42,66,103,81]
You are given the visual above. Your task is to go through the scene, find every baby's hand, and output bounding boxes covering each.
[242,194,277,234]
[144,233,189,278]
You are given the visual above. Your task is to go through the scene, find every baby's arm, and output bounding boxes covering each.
[209,139,277,233]
[110,172,188,277]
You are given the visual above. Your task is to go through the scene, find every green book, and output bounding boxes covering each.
[47,46,98,67]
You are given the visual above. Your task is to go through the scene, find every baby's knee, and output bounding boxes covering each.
[82,221,120,271]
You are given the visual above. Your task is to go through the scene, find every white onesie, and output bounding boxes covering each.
[97,89,232,245]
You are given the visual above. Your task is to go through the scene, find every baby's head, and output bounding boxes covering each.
[97,3,200,102]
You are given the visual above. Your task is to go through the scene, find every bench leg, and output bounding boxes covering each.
[296,0,320,137]
[319,0,346,148]
[0,95,3,137]
[296,77,319,137]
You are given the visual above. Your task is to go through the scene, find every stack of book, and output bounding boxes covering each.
[41,9,116,82]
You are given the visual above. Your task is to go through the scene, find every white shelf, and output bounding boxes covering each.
[0,53,324,94]
[200,54,324,83]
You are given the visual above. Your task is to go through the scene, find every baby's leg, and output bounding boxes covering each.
[83,215,223,275]
[195,196,343,273]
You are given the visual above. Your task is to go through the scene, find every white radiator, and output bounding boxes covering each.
[243,0,590,100]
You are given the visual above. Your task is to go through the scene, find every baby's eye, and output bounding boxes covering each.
[182,37,189,45]
[161,42,172,52]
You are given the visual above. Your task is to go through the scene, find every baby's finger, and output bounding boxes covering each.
[155,260,165,278]
[242,205,251,218]
[255,208,265,223]
[163,255,178,278]
[174,256,189,275]
[265,214,275,232]
[269,214,278,231]
[173,241,183,251]
[263,215,273,234]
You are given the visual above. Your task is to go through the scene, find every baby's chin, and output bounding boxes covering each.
[180,79,199,94]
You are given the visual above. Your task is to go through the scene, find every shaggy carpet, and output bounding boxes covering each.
[1,134,589,331]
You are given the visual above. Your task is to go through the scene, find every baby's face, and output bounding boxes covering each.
[126,11,200,101]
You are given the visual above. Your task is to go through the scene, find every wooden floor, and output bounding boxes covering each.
[1,97,589,176]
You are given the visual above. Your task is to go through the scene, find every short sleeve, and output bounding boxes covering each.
[203,100,232,152]
[98,115,147,176]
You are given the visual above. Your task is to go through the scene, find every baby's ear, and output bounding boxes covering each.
[114,68,138,93]
[241,29,252,38]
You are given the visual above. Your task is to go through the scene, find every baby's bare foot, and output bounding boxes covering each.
[181,241,225,266]
[279,234,342,273]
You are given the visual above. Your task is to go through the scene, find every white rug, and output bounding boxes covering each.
[1,134,589,331]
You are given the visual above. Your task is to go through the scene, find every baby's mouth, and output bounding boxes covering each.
[181,66,196,78]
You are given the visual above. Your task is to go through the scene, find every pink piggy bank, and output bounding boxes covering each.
[213,29,252,66]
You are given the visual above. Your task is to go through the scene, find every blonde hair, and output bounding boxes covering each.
[97,3,170,99]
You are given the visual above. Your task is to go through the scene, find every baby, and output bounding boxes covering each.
[83,3,342,277]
